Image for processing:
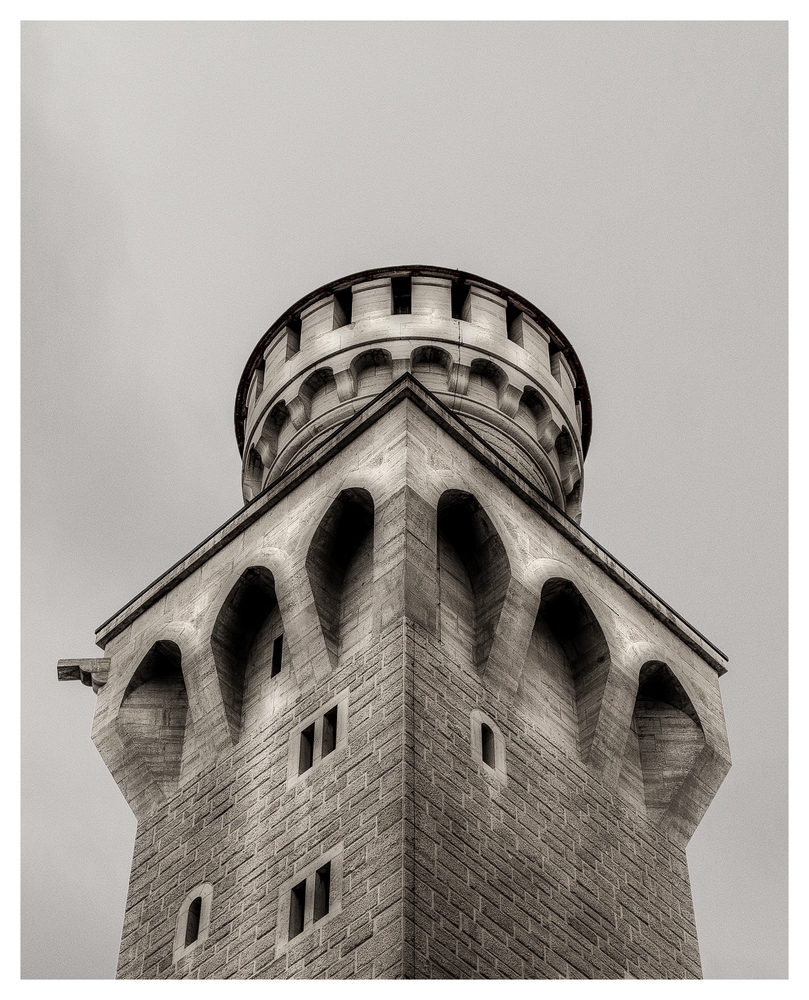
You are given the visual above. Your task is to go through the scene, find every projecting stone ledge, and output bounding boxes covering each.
[57,658,111,694]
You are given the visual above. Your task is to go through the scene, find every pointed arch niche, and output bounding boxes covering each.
[618,661,706,824]
[306,488,375,668]
[521,578,610,760]
[210,566,287,743]
[436,490,510,673]
[119,639,189,789]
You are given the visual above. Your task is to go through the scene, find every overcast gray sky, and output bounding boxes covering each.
[21,21,787,979]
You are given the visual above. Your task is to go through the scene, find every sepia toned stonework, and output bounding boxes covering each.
[59,266,731,978]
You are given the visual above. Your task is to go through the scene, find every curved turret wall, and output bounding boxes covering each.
[235,267,592,522]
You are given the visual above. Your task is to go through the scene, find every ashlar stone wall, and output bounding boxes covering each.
[74,379,729,979]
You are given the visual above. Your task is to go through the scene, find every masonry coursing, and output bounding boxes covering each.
[62,268,730,979]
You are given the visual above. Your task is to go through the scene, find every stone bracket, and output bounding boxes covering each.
[448,362,470,395]
[334,368,357,402]
[498,383,522,419]
[57,657,111,694]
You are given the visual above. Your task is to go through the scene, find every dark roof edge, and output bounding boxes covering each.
[99,375,725,676]
[234,265,592,457]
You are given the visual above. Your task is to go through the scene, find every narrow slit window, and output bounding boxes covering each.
[314,862,331,922]
[481,723,496,768]
[322,705,338,757]
[185,896,202,946]
[299,723,315,774]
[271,634,284,677]
[391,276,412,315]
[289,880,306,940]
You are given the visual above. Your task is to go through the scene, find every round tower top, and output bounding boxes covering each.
[234,266,592,521]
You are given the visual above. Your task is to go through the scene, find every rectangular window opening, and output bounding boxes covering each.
[289,880,306,940]
[451,280,468,320]
[298,723,315,774]
[322,705,338,758]
[250,360,265,400]
[506,303,523,345]
[286,317,302,359]
[314,862,331,922]
[391,276,412,315]
[334,288,353,327]
[271,634,284,677]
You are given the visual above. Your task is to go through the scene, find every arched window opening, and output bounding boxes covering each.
[185,896,202,947]
[172,883,213,964]
[306,489,374,668]
[470,709,507,784]
[481,723,495,768]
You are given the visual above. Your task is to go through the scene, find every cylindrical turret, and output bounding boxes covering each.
[235,266,592,521]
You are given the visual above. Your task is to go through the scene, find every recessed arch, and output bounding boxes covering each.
[469,357,508,395]
[243,445,265,502]
[410,346,452,393]
[437,490,511,673]
[520,385,562,453]
[625,661,706,825]
[291,367,337,425]
[523,578,611,760]
[254,400,290,469]
[119,639,188,786]
[210,566,280,744]
[555,426,580,494]
[306,488,375,669]
[349,348,393,395]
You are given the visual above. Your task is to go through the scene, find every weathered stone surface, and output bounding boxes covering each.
[59,269,730,979]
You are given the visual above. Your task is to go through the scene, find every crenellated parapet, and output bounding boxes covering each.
[235,267,591,521]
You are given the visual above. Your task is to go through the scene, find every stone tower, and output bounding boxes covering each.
[59,266,731,979]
